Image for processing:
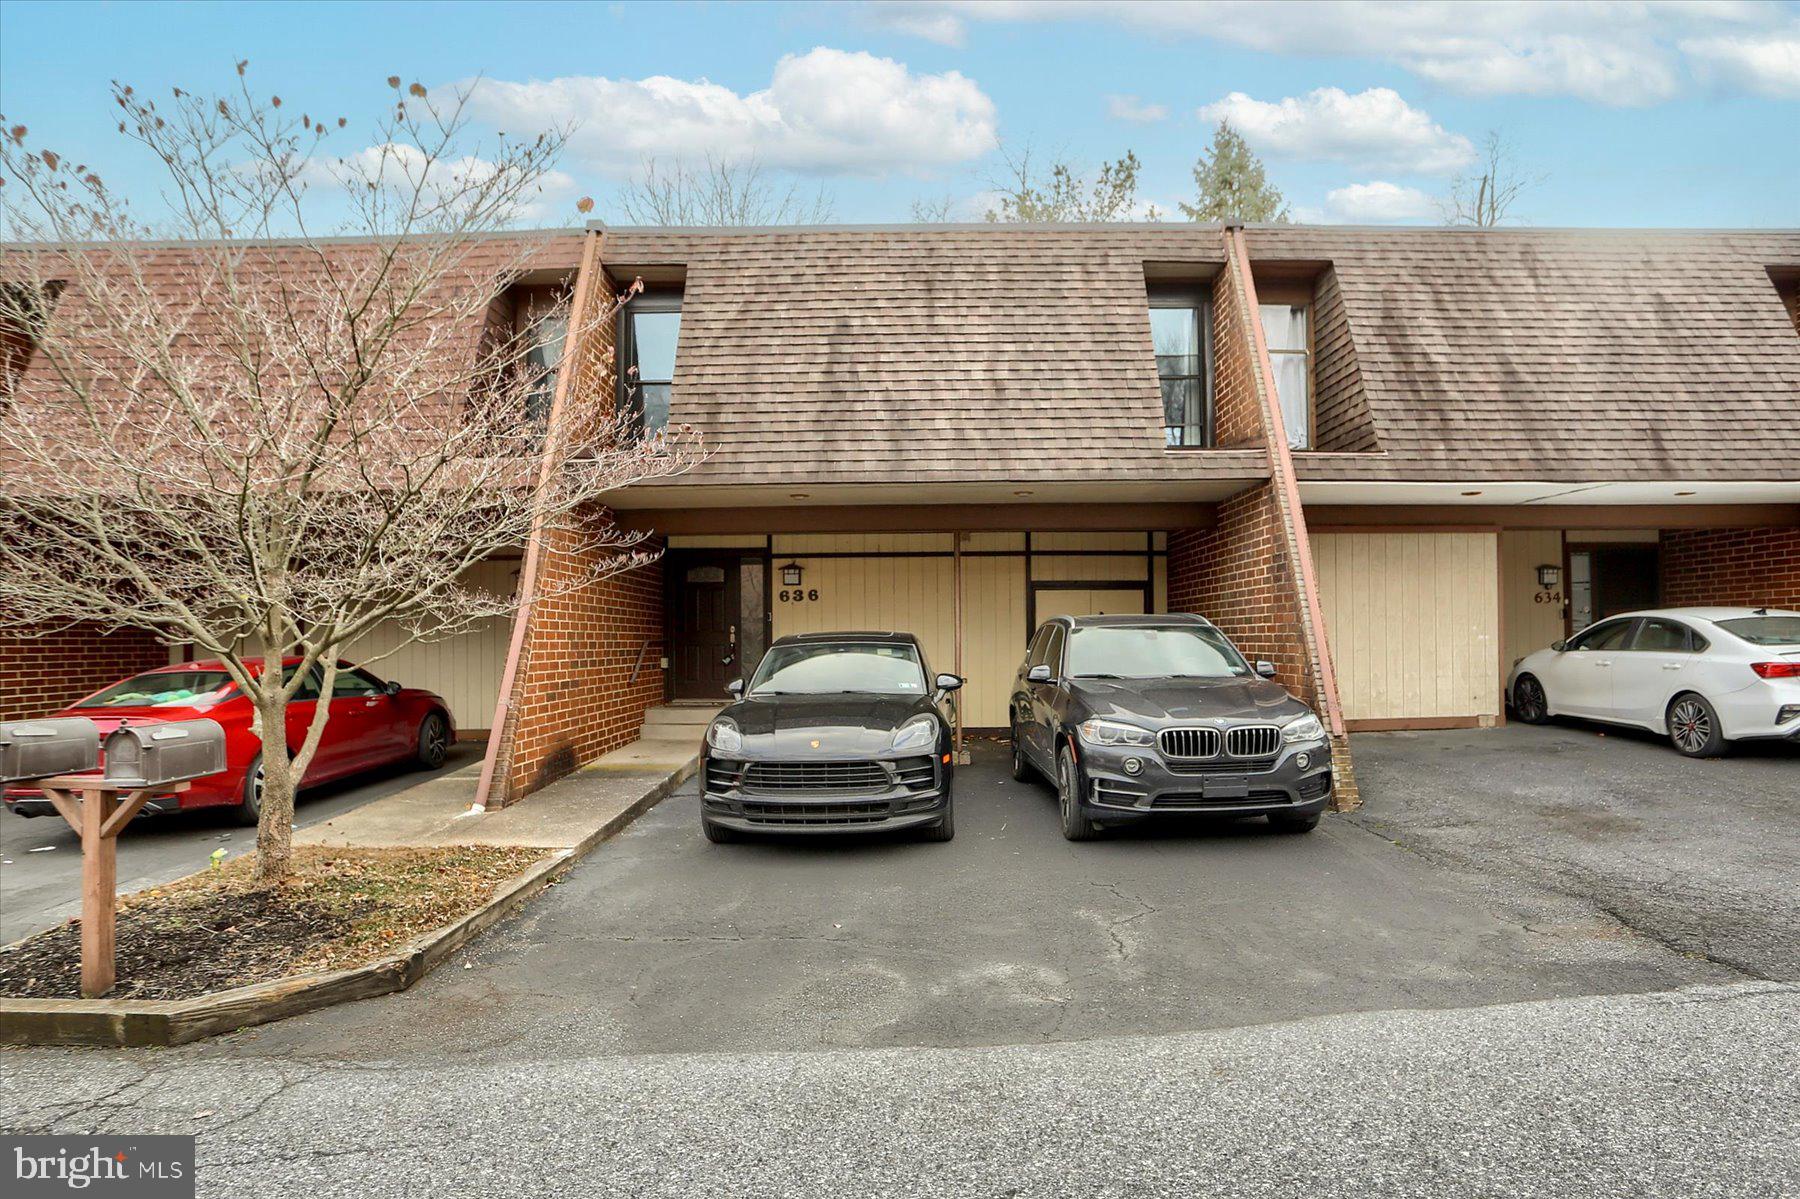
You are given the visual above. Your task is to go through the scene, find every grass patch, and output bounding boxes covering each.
[0,845,549,1000]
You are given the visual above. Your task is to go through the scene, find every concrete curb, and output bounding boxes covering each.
[0,758,695,1048]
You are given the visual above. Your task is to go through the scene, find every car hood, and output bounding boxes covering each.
[1068,676,1307,724]
[721,693,936,756]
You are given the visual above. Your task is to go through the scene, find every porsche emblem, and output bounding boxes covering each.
[810,739,821,749]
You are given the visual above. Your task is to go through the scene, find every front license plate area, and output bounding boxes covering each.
[1202,775,1250,799]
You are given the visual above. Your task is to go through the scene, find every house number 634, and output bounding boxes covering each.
[779,589,820,603]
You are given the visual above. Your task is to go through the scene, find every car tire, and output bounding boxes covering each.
[235,754,264,827]
[1512,674,1550,724]
[1269,811,1320,834]
[702,818,742,844]
[1057,743,1100,842]
[1010,722,1034,783]
[920,797,956,842]
[1667,693,1728,758]
[415,711,451,769]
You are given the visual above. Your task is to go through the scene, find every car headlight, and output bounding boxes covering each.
[1077,719,1155,747]
[1282,713,1326,744]
[891,716,938,751]
[706,719,742,754]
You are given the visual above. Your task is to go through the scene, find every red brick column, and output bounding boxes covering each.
[1660,528,1799,609]
[1168,228,1359,809]
[497,527,666,800]
[0,623,167,722]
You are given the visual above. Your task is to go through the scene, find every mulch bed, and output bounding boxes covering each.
[0,845,547,1001]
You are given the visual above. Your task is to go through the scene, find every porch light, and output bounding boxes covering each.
[1536,564,1562,589]
[780,560,804,588]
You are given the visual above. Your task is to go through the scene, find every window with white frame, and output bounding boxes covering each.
[1259,303,1311,450]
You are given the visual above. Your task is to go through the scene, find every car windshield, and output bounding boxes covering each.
[77,671,235,708]
[1714,616,1800,647]
[749,642,927,695]
[1066,625,1249,679]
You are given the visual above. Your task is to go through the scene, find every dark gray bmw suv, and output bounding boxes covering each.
[1009,614,1332,840]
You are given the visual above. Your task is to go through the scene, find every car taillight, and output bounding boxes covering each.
[1750,661,1800,679]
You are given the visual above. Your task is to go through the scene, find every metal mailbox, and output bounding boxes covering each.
[0,717,101,783]
[102,719,227,789]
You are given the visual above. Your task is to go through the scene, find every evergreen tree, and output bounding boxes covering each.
[1180,122,1288,223]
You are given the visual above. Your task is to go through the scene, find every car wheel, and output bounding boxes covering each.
[415,711,451,769]
[1667,693,1727,758]
[702,818,742,844]
[1010,722,1034,783]
[1269,811,1320,834]
[235,754,264,827]
[920,796,956,842]
[1512,675,1550,724]
[1057,743,1100,842]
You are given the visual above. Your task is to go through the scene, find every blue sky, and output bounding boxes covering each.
[2,0,1797,229]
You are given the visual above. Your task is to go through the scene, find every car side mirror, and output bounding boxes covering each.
[935,673,963,693]
[1254,661,1278,679]
[1550,640,1567,652]
[1027,664,1054,684]
[726,679,744,698]
[384,679,402,696]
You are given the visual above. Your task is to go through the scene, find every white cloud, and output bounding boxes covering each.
[863,3,967,47]
[1198,87,1474,175]
[879,1,1797,105]
[1682,34,1800,99]
[1105,94,1170,124]
[464,48,998,177]
[1321,180,1439,223]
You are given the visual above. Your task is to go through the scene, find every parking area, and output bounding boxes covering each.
[216,725,1795,1063]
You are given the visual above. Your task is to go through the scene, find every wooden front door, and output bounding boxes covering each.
[669,554,743,700]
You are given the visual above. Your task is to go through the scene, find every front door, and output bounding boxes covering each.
[669,554,743,700]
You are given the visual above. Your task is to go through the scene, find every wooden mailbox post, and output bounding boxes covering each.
[36,776,189,997]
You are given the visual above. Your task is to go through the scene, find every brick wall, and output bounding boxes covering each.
[499,523,666,800]
[1168,486,1316,708]
[0,623,168,722]
[1661,527,1800,610]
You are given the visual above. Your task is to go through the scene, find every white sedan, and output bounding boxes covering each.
[1507,607,1800,757]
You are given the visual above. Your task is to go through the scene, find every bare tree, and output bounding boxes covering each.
[909,195,958,223]
[1441,131,1540,227]
[0,67,699,884]
[616,156,833,226]
[984,145,1158,223]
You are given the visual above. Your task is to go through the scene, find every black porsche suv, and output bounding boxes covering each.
[1010,614,1332,840]
[699,632,963,843]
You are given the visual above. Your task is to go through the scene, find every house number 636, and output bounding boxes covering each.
[779,589,820,603]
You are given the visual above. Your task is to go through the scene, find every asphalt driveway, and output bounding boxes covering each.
[1349,720,1800,981]
[218,729,1787,1061]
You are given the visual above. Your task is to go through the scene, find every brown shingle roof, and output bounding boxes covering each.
[1245,226,1800,482]
[602,225,1267,489]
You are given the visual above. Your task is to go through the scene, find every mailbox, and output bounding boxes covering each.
[0,717,101,783]
[102,719,227,789]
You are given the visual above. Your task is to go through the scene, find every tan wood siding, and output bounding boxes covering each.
[1501,530,1566,692]
[346,559,518,733]
[1314,532,1500,722]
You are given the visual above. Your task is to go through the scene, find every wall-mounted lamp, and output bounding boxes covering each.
[1536,564,1562,589]
[780,560,805,588]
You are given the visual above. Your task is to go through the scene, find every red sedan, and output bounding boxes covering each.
[3,658,454,824]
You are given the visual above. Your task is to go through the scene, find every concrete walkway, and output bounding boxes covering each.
[297,753,698,851]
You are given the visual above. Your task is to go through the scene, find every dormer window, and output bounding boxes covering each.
[1149,287,1212,447]
[620,292,682,434]
[1259,302,1312,450]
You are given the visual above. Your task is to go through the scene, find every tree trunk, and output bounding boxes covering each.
[253,688,296,886]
